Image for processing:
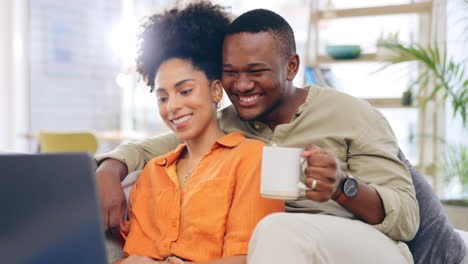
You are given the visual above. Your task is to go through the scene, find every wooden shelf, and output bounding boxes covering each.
[315,53,378,65]
[304,1,437,177]
[316,2,432,20]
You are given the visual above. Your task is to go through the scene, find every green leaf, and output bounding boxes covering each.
[377,40,468,127]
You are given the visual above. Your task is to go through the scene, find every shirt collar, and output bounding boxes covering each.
[153,132,245,166]
[154,143,186,167]
[212,132,244,149]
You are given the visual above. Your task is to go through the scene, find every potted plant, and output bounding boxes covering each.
[401,89,413,106]
[377,41,468,204]
[376,41,468,126]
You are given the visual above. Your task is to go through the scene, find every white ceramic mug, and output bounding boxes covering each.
[260,146,310,200]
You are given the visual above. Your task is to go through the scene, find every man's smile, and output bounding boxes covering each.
[237,94,263,107]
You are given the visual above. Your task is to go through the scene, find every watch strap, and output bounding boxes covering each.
[335,191,349,203]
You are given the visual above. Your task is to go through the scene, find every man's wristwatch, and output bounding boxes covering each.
[334,172,358,203]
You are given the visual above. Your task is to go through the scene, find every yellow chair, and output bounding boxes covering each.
[39,131,98,154]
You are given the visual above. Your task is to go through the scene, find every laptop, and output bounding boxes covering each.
[0,153,108,264]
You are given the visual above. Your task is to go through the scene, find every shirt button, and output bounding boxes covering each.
[171,222,177,228]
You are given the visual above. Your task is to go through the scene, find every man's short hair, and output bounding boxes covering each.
[226,9,296,60]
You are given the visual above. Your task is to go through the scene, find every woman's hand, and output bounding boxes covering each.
[165,256,185,264]
[114,255,164,264]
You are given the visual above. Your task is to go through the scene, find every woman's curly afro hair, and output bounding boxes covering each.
[136,1,230,91]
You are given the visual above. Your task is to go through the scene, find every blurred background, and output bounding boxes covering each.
[0,0,466,199]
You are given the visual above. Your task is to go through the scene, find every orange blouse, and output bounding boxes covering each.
[123,133,284,262]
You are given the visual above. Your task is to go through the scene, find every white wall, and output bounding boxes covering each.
[0,0,13,151]
[27,0,123,152]
[1,0,123,152]
[0,0,29,152]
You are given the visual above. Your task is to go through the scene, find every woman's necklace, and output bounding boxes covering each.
[183,157,202,182]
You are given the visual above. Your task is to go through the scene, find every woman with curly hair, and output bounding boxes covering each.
[113,2,284,264]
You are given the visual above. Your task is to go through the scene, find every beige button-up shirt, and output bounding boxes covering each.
[96,85,419,242]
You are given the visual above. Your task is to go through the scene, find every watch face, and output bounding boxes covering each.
[343,178,358,197]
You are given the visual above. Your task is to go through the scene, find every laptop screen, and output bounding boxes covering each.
[0,153,107,264]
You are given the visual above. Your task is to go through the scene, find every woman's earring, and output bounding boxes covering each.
[215,102,220,109]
